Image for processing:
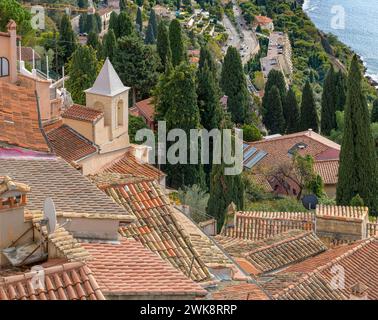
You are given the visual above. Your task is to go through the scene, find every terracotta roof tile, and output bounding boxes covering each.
[82,240,207,297]
[0,262,105,300]
[221,211,315,241]
[62,104,104,123]
[314,160,339,184]
[134,98,155,122]
[216,230,327,275]
[101,150,165,181]
[209,282,269,300]
[0,175,30,196]
[0,81,49,152]
[90,173,211,282]
[46,124,97,163]
[316,205,369,222]
[0,157,131,217]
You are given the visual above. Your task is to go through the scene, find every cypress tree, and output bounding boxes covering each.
[102,29,117,62]
[156,22,171,69]
[169,19,185,67]
[161,63,205,189]
[337,55,378,209]
[149,9,158,38]
[66,45,100,105]
[264,69,286,101]
[118,11,134,37]
[371,99,378,123]
[321,66,337,135]
[145,22,155,44]
[136,0,143,6]
[57,14,77,72]
[220,46,249,124]
[300,81,319,132]
[136,7,143,33]
[86,31,102,58]
[335,70,347,111]
[207,147,245,230]
[262,86,285,134]
[284,87,300,134]
[108,11,118,36]
[79,14,87,33]
[119,0,127,11]
[198,44,216,78]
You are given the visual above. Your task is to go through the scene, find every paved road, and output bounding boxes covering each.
[222,0,259,65]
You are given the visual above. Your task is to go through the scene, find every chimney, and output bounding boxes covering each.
[131,144,152,164]
[350,283,369,300]
[0,176,31,267]
[308,128,313,136]
[6,20,18,83]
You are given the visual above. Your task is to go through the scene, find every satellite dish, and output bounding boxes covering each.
[302,194,318,210]
[43,197,57,234]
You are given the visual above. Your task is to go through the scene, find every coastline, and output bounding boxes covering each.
[301,0,378,89]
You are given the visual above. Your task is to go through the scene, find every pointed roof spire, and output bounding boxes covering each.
[85,58,130,97]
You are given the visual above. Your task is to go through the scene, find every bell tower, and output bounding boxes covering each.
[84,58,130,144]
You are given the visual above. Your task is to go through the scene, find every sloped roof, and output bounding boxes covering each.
[101,149,165,180]
[209,282,269,300]
[0,262,105,300]
[221,211,315,241]
[314,159,339,184]
[62,104,104,123]
[215,230,327,275]
[91,174,211,282]
[84,58,129,97]
[134,98,155,122]
[82,240,207,298]
[316,205,369,222]
[46,124,97,163]
[0,81,49,152]
[0,175,30,196]
[0,157,131,217]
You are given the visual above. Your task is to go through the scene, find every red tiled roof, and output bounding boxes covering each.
[0,262,105,300]
[82,240,207,298]
[314,160,339,184]
[0,82,49,152]
[244,131,340,172]
[134,98,155,122]
[19,46,41,62]
[255,15,273,25]
[102,150,165,180]
[92,175,210,282]
[275,238,378,300]
[221,211,315,241]
[46,124,97,163]
[216,230,327,275]
[316,205,369,222]
[210,282,269,300]
[62,104,104,123]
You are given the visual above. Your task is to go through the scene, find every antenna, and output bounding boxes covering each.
[302,194,318,211]
[43,197,57,234]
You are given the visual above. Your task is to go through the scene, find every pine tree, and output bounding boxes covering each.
[57,14,77,72]
[119,0,127,11]
[336,55,378,210]
[156,22,171,69]
[102,29,117,62]
[159,63,205,189]
[300,81,319,132]
[118,11,134,37]
[321,66,337,135]
[220,46,249,124]
[207,148,245,230]
[284,87,300,134]
[108,11,118,36]
[66,45,100,105]
[262,86,285,134]
[136,7,143,33]
[371,99,378,123]
[113,35,160,104]
[169,19,185,67]
[145,20,155,44]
